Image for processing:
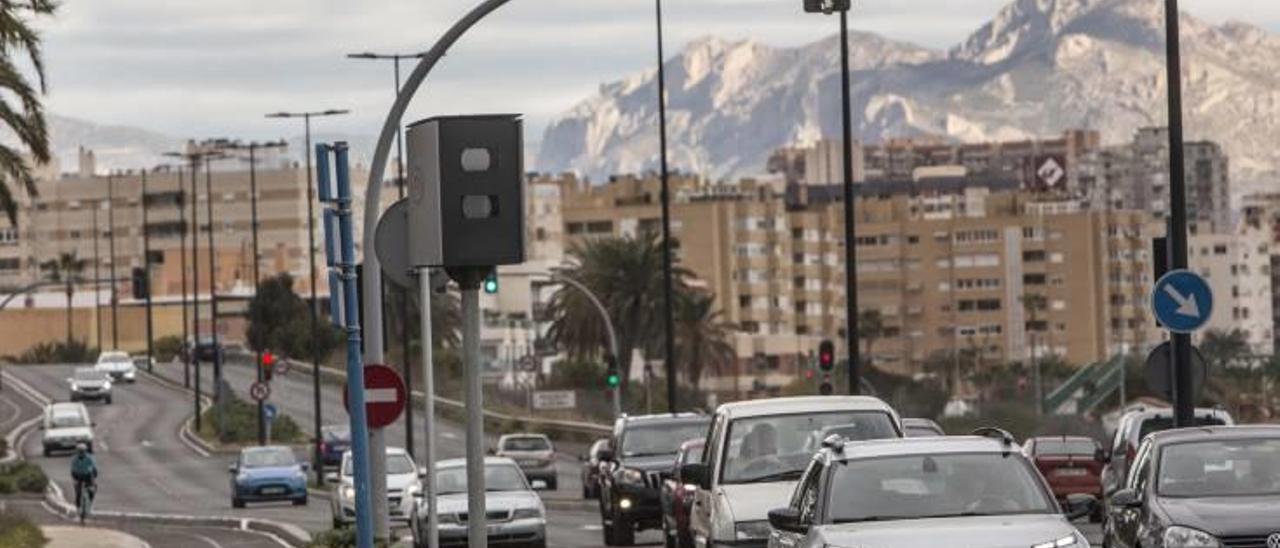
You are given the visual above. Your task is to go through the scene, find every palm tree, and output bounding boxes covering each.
[546,235,690,396]
[41,251,86,347]
[674,290,735,394]
[857,309,885,368]
[0,0,57,226]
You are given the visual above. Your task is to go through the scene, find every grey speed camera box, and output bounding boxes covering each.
[406,114,525,268]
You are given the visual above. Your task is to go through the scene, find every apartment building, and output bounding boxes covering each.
[555,173,1159,386]
[1188,229,1274,355]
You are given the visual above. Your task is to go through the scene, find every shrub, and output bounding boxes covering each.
[199,387,305,445]
[306,528,390,548]
[12,341,99,364]
[155,335,185,362]
[0,462,48,494]
[0,507,46,548]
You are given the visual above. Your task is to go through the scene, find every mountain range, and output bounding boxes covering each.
[536,0,1280,193]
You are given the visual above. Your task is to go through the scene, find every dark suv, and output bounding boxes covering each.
[598,413,709,546]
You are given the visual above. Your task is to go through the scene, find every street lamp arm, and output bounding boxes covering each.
[361,0,513,364]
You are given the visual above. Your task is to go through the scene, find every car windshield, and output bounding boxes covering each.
[1139,416,1226,442]
[905,425,943,438]
[621,421,708,457]
[342,453,418,476]
[49,411,87,428]
[502,437,551,452]
[827,453,1055,523]
[720,411,897,484]
[436,464,527,494]
[1158,438,1280,498]
[243,448,296,468]
[323,426,350,442]
[74,369,106,381]
[1034,439,1097,456]
[98,356,130,365]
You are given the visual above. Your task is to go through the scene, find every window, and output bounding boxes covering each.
[1023,250,1047,262]
[1213,244,1228,256]
[566,222,585,235]
[1023,273,1047,286]
[954,229,1000,244]
[956,278,1000,291]
[738,296,752,309]
[0,227,17,245]
[586,221,613,234]
[0,258,19,271]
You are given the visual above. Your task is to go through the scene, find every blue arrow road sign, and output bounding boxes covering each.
[264,403,278,423]
[1151,269,1214,334]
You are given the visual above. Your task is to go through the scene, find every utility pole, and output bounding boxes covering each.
[107,172,119,350]
[1164,0,1194,427]
[142,170,155,373]
[265,109,349,483]
[93,205,102,350]
[654,0,677,413]
[205,153,227,441]
[178,168,190,388]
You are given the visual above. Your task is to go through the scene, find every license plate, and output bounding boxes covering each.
[262,487,286,495]
[1054,468,1087,477]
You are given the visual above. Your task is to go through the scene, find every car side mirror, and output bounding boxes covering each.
[768,507,807,534]
[486,448,496,456]
[1110,488,1141,509]
[597,449,614,463]
[325,472,340,485]
[1095,448,1111,464]
[679,463,710,490]
[228,463,238,474]
[300,462,311,472]
[1063,493,1097,521]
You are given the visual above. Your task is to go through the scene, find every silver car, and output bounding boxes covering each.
[40,402,94,456]
[94,350,137,383]
[330,446,422,527]
[682,396,903,548]
[766,433,1096,548]
[68,367,113,404]
[414,457,546,548]
[495,433,557,490]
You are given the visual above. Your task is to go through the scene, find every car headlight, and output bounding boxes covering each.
[511,507,543,520]
[341,486,355,500]
[617,468,645,486]
[735,520,771,540]
[70,383,79,391]
[1163,526,1222,548]
[1032,532,1088,548]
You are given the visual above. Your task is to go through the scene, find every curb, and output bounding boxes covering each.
[1,371,49,464]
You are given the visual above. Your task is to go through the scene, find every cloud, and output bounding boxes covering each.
[32,0,1280,143]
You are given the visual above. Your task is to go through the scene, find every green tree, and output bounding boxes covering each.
[246,273,341,361]
[40,251,86,347]
[546,235,690,398]
[0,0,56,225]
[1201,328,1250,371]
[674,290,735,393]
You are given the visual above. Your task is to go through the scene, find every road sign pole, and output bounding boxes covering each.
[1163,0,1194,428]
[418,267,438,548]
[449,267,489,548]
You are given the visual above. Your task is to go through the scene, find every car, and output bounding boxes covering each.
[1024,436,1106,522]
[1101,406,1234,498]
[228,446,309,508]
[94,350,136,383]
[598,413,710,546]
[331,446,421,527]
[682,396,903,548]
[414,456,546,548]
[495,433,558,490]
[902,417,945,437]
[67,367,113,404]
[1103,425,1280,548]
[660,439,704,548]
[765,431,1096,548]
[185,336,225,363]
[40,402,94,456]
[317,424,351,466]
[580,438,609,499]
[130,354,155,373]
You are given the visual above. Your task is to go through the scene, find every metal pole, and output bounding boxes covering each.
[395,56,416,461]
[305,116,325,484]
[654,0,677,414]
[142,171,155,373]
[206,156,225,441]
[190,159,202,431]
[418,268,438,548]
[93,206,102,350]
[839,8,860,395]
[251,145,265,446]
[550,272,621,417]
[179,169,190,388]
[1164,0,1194,428]
[460,277,487,548]
[108,172,119,350]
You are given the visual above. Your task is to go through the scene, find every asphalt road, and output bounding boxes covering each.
[2,498,284,548]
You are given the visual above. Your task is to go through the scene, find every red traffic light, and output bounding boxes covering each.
[262,352,276,366]
[818,340,835,372]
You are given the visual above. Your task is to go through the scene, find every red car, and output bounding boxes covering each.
[659,439,703,548]
[1023,436,1104,522]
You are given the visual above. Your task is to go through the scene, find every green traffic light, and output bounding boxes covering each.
[606,373,620,388]
[483,273,499,294]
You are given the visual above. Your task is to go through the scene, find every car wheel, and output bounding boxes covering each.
[293,496,308,506]
[547,478,558,491]
[332,516,344,529]
[42,446,51,457]
[105,397,112,405]
[663,524,676,548]
[232,497,245,509]
[611,516,635,546]
[678,531,694,548]
[1090,503,1104,523]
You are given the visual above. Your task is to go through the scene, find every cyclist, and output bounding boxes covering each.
[70,443,98,517]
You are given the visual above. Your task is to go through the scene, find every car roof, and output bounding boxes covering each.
[1026,435,1095,442]
[620,412,704,423]
[48,402,86,413]
[499,433,551,441]
[242,445,293,454]
[715,396,897,420]
[1122,406,1230,421]
[826,436,1018,461]
[1145,425,1280,446]
[98,351,129,359]
[437,456,520,468]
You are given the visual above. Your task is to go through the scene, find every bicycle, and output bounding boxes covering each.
[76,479,96,525]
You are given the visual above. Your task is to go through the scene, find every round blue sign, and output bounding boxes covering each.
[264,403,278,422]
[1150,269,1214,334]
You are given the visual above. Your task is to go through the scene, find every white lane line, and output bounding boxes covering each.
[0,395,22,429]
[186,532,225,548]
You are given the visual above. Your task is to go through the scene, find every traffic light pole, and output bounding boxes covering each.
[548,272,621,418]
[417,267,439,548]
[448,266,490,548]
[141,171,155,373]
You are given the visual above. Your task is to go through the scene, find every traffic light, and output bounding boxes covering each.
[802,0,850,14]
[130,267,149,300]
[483,271,499,294]
[818,339,835,396]
[604,354,620,389]
[262,351,276,381]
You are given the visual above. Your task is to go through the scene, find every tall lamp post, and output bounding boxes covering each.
[265,109,349,482]
[653,0,677,413]
[1163,0,1194,427]
[804,0,860,394]
[347,50,423,457]
[141,170,155,373]
[107,171,120,350]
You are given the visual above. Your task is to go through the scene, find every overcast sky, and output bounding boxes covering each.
[34,0,1280,143]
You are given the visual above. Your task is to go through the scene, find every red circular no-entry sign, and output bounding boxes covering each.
[343,364,407,429]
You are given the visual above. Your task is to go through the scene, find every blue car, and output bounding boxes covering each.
[229,446,309,508]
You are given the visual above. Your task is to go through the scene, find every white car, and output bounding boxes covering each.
[40,402,95,456]
[682,396,903,548]
[766,433,1095,548]
[94,350,137,383]
[414,457,547,548]
[330,446,422,527]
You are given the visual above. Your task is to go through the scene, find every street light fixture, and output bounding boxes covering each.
[264,108,349,482]
[804,0,860,395]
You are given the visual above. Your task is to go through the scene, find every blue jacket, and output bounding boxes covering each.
[70,453,97,481]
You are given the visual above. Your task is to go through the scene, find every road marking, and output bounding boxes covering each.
[0,396,21,429]
[141,440,153,448]
[366,388,398,403]
[185,532,225,548]
[442,432,458,440]
[580,524,602,531]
